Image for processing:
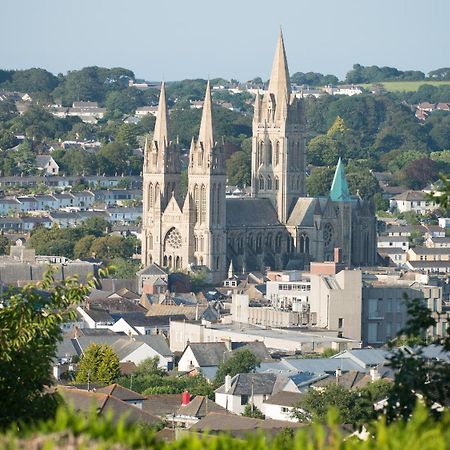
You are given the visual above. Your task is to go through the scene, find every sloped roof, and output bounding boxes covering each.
[143,394,182,418]
[190,412,305,435]
[215,373,287,395]
[263,390,304,407]
[393,190,427,201]
[330,158,351,202]
[225,198,281,227]
[176,396,228,418]
[59,387,159,425]
[96,384,146,401]
[231,341,271,361]
[287,197,328,227]
[138,263,167,276]
[188,342,227,367]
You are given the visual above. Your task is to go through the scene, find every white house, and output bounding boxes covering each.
[36,155,59,175]
[262,391,304,422]
[389,190,436,214]
[377,235,409,251]
[215,373,299,415]
[76,305,115,329]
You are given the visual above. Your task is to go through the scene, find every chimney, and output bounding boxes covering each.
[224,374,232,392]
[335,368,342,384]
[181,391,190,405]
[370,367,381,381]
[334,247,342,263]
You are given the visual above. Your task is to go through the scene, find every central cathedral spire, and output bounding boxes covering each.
[267,29,291,104]
[153,82,169,149]
[198,80,214,151]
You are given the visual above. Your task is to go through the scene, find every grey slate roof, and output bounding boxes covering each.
[176,396,227,418]
[287,197,328,227]
[96,383,146,401]
[215,372,288,395]
[333,348,390,368]
[225,198,281,227]
[263,391,304,407]
[283,357,363,373]
[189,342,228,366]
[138,263,167,276]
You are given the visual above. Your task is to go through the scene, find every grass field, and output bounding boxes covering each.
[360,80,450,92]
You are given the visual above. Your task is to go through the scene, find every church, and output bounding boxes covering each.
[141,32,377,282]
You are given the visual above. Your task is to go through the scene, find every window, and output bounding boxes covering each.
[241,395,249,405]
[281,407,289,413]
[338,318,344,329]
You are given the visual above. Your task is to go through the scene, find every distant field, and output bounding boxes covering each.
[360,80,450,92]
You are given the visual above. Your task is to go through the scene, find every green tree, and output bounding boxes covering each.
[242,403,265,419]
[90,235,133,260]
[75,343,120,385]
[307,135,339,166]
[227,138,252,187]
[73,235,96,259]
[80,217,110,237]
[109,257,140,279]
[385,294,450,422]
[214,349,260,385]
[307,166,335,196]
[0,272,89,428]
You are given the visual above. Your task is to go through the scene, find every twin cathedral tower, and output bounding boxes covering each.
[142,32,377,282]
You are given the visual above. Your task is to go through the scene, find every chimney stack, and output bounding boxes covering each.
[181,391,190,405]
[334,247,342,263]
[370,367,381,381]
[224,374,232,392]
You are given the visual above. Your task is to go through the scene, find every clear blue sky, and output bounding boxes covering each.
[2,0,449,82]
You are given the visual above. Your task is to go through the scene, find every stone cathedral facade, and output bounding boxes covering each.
[142,33,377,282]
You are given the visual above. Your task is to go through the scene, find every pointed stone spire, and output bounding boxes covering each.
[330,158,351,202]
[228,260,234,279]
[267,29,291,103]
[153,82,169,148]
[198,80,214,151]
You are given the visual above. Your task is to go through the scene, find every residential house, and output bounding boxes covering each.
[178,341,272,380]
[377,235,409,251]
[35,155,59,175]
[0,198,21,215]
[186,412,305,438]
[77,304,115,329]
[407,247,450,262]
[110,313,186,336]
[175,394,229,427]
[63,334,173,369]
[59,387,159,426]
[389,190,436,214]
[107,206,142,224]
[96,384,146,409]
[138,263,169,294]
[53,192,75,209]
[425,236,450,248]
[262,391,304,422]
[215,373,299,415]
[71,191,95,210]
[34,194,59,210]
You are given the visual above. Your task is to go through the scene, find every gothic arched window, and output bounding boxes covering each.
[193,184,199,221]
[259,176,265,190]
[200,234,204,252]
[200,184,207,223]
[211,183,216,224]
[275,141,280,166]
[267,175,272,190]
[216,184,221,224]
[323,223,333,249]
[268,141,273,165]
[148,183,154,210]
[274,176,279,191]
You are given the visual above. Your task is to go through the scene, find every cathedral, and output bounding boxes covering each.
[141,32,377,282]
